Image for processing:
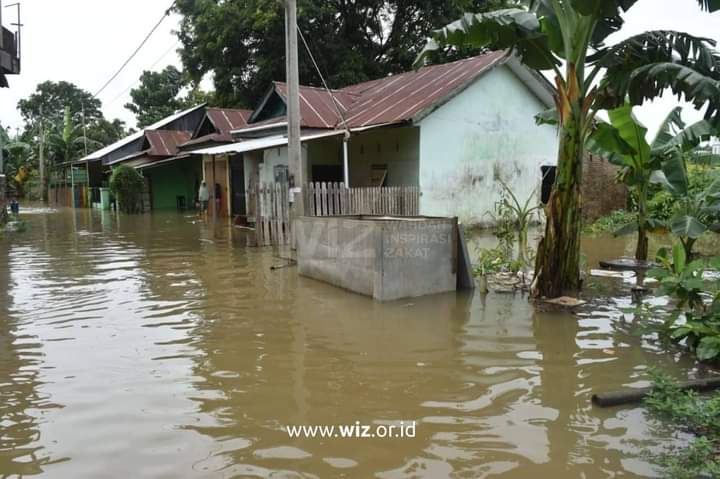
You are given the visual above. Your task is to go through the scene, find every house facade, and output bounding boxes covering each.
[194,51,562,225]
[73,50,624,225]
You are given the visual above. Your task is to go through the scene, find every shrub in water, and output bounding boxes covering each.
[109,165,144,214]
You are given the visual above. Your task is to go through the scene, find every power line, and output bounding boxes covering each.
[92,0,177,99]
[107,40,180,106]
[297,25,349,131]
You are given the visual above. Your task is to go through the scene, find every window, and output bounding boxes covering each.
[540,166,557,204]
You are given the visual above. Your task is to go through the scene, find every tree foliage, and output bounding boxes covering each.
[174,0,509,107]
[17,81,103,134]
[416,0,720,297]
[125,66,186,128]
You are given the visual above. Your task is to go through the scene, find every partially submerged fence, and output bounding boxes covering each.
[249,182,291,246]
[305,182,420,217]
[248,182,421,246]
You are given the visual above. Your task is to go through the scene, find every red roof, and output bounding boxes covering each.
[273,82,359,129]
[145,130,192,157]
[248,51,509,131]
[206,107,252,133]
[340,51,508,128]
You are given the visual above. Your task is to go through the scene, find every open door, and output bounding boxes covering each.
[230,157,246,217]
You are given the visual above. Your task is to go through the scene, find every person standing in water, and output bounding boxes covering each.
[198,181,210,218]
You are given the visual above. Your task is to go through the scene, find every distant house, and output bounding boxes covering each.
[0,0,21,88]
[194,51,563,224]
[66,104,208,209]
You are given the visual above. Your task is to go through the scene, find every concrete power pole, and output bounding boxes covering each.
[285,0,305,217]
[39,106,46,202]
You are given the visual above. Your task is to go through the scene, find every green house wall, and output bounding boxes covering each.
[145,157,202,210]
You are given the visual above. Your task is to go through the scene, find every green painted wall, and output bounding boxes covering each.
[145,157,202,210]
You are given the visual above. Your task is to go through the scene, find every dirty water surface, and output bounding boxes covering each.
[0,208,703,478]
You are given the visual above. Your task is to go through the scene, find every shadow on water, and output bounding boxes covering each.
[0,207,708,477]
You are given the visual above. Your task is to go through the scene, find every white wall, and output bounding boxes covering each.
[347,126,419,187]
[418,65,558,225]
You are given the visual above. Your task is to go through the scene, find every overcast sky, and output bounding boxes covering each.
[0,0,718,136]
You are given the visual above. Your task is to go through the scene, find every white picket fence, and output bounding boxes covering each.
[305,182,420,217]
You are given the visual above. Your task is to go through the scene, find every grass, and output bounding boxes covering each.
[645,371,720,479]
[584,209,635,235]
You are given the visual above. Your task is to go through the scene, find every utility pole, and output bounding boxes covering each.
[285,0,305,218]
[38,106,45,202]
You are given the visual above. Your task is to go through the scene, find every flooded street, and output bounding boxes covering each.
[0,207,700,478]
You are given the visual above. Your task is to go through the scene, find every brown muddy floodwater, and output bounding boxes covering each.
[0,207,706,478]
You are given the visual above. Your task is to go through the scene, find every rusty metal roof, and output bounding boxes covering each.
[273,82,359,129]
[145,130,192,157]
[251,51,510,131]
[340,51,508,128]
[206,107,252,134]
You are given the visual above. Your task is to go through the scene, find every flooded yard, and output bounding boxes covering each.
[0,208,703,478]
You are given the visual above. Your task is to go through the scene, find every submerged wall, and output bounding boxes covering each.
[417,65,557,225]
[296,216,457,301]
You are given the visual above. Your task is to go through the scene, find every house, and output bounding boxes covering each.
[65,103,208,209]
[0,0,21,88]
[194,50,563,225]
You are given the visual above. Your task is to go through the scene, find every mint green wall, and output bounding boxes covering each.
[418,65,557,225]
[145,157,202,210]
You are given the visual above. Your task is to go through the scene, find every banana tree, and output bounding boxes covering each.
[415,0,720,298]
[587,105,716,261]
[653,149,720,259]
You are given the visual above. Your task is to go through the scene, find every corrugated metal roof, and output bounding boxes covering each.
[206,107,252,133]
[340,51,508,128]
[274,82,358,129]
[78,103,207,163]
[145,130,192,157]
[246,51,510,131]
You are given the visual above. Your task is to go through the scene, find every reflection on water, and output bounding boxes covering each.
[0,208,702,477]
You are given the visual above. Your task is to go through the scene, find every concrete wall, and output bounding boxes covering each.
[417,64,557,225]
[296,216,457,301]
[146,157,202,210]
[347,127,419,187]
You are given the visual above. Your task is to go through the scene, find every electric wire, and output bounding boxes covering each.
[93,0,177,98]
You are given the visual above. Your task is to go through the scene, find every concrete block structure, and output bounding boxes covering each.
[296,216,457,301]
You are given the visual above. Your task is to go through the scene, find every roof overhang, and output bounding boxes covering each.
[136,154,192,170]
[192,130,345,156]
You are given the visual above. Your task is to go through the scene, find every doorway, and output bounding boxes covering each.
[231,157,246,216]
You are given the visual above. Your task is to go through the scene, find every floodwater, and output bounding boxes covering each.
[0,207,706,478]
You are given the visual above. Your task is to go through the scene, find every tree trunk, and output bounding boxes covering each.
[532,117,584,298]
[635,185,649,261]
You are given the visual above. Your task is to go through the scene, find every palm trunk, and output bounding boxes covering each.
[532,120,584,298]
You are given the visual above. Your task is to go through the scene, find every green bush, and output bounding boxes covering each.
[109,165,144,214]
[584,209,636,235]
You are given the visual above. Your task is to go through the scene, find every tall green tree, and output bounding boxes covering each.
[125,66,187,127]
[17,81,103,134]
[416,0,720,297]
[174,0,509,107]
